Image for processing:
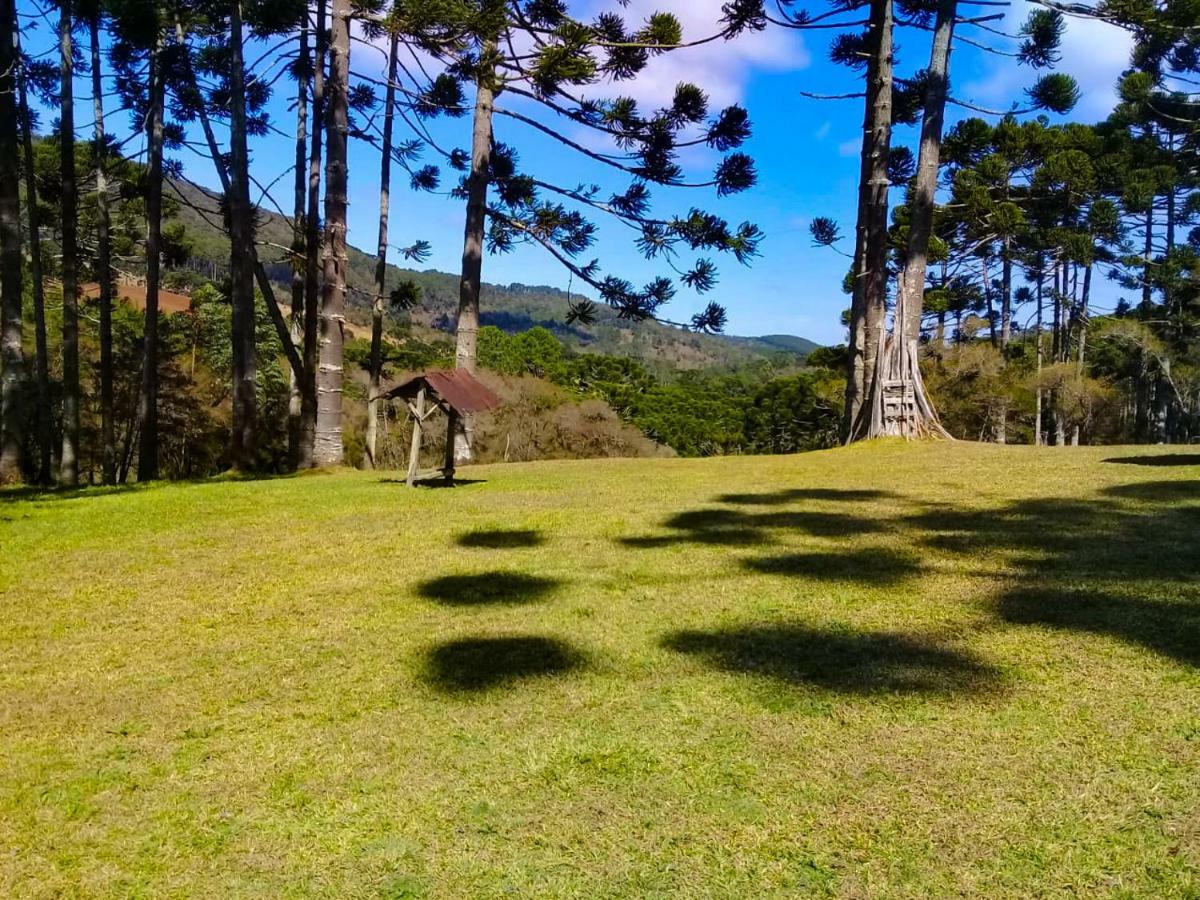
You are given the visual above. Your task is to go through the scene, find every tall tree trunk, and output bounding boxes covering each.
[1034,259,1044,446]
[175,16,302,398]
[228,1,257,470]
[452,47,495,464]
[314,0,349,467]
[995,234,1012,444]
[301,0,327,468]
[15,26,51,483]
[365,32,398,470]
[1070,261,1092,446]
[1142,206,1152,308]
[983,255,997,348]
[288,22,310,469]
[1051,260,1062,364]
[898,0,956,346]
[136,40,165,481]
[90,13,115,484]
[1076,261,1091,377]
[843,0,894,439]
[59,2,81,485]
[0,0,24,483]
[999,236,1012,352]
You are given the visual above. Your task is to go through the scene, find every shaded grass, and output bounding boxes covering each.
[2,441,1199,897]
[421,636,587,693]
[662,624,1000,695]
[417,572,560,606]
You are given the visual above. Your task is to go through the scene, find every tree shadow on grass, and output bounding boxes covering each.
[1102,480,1200,503]
[378,477,487,489]
[744,547,922,586]
[421,636,586,693]
[417,572,560,606]
[662,624,1000,695]
[456,528,545,549]
[618,505,882,549]
[717,488,898,506]
[1103,454,1200,467]
[997,588,1200,667]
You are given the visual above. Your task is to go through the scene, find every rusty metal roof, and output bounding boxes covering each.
[385,368,501,415]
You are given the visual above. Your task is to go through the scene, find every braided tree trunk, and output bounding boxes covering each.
[850,0,955,441]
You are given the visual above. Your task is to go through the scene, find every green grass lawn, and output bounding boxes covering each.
[2,441,1199,898]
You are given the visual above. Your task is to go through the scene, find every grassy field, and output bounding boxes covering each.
[2,441,1198,898]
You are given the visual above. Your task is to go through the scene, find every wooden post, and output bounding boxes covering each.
[443,411,458,485]
[406,385,425,487]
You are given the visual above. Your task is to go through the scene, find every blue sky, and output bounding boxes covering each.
[19,0,1134,345]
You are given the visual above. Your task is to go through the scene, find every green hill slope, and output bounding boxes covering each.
[4,442,1199,896]
[168,177,817,371]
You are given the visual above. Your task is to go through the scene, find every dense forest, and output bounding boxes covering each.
[1,0,1198,485]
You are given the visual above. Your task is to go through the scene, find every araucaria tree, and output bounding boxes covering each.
[400,0,766,461]
[804,0,1078,439]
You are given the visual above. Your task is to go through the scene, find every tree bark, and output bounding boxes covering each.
[1141,206,1152,308]
[288,22,310,468]
[59,3,82,484]
[1034,258,1044,446]
[227,1,257,470]
[1076,261,1091,377]
[15,25,51,483]
[0,0,24,483]
[453,45,496,464]
[898,0,956,346]
[982,255,997,349]
[302,0,327,468]
[999,237,1012,352]
[365,32,398,470]
[136,40,165,481]
[90,13,115,484]
[844,0,894,440]
[314,0,349,466]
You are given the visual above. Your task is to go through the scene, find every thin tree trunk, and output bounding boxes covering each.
[314,0,349,466]
[288,23,310,468]
[365,32,398,470]
[59,3,82,484]
[983,255,997,348]
[15,26,51,483]
[136,40,165,481]
[0,0,23,483]
[898,0,956,345]
[1142,206,1152,308]
[452,47,495,464]
[175,15,302,392]
[1051,260,1062,364]
[1034,263,1044,446]
[844,0,894,440]
[301,0,327,468]
[1000,236,1012,352]
[1076,261,1091,377]
[90,13,115,484]
[228,1,257,470]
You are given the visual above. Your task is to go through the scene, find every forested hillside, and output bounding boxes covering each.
[167,178,816,375]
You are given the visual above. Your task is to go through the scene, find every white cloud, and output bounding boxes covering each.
[960,1,1132,121]
[581,0,811,109]
[815,121,832,140]
[838,138,860,157]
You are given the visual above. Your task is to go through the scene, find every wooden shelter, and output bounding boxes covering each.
[384,369,500,486]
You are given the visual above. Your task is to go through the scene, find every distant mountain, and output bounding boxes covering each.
[168,177,820,373]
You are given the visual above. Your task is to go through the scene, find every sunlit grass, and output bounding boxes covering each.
[2,441,1198,897]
